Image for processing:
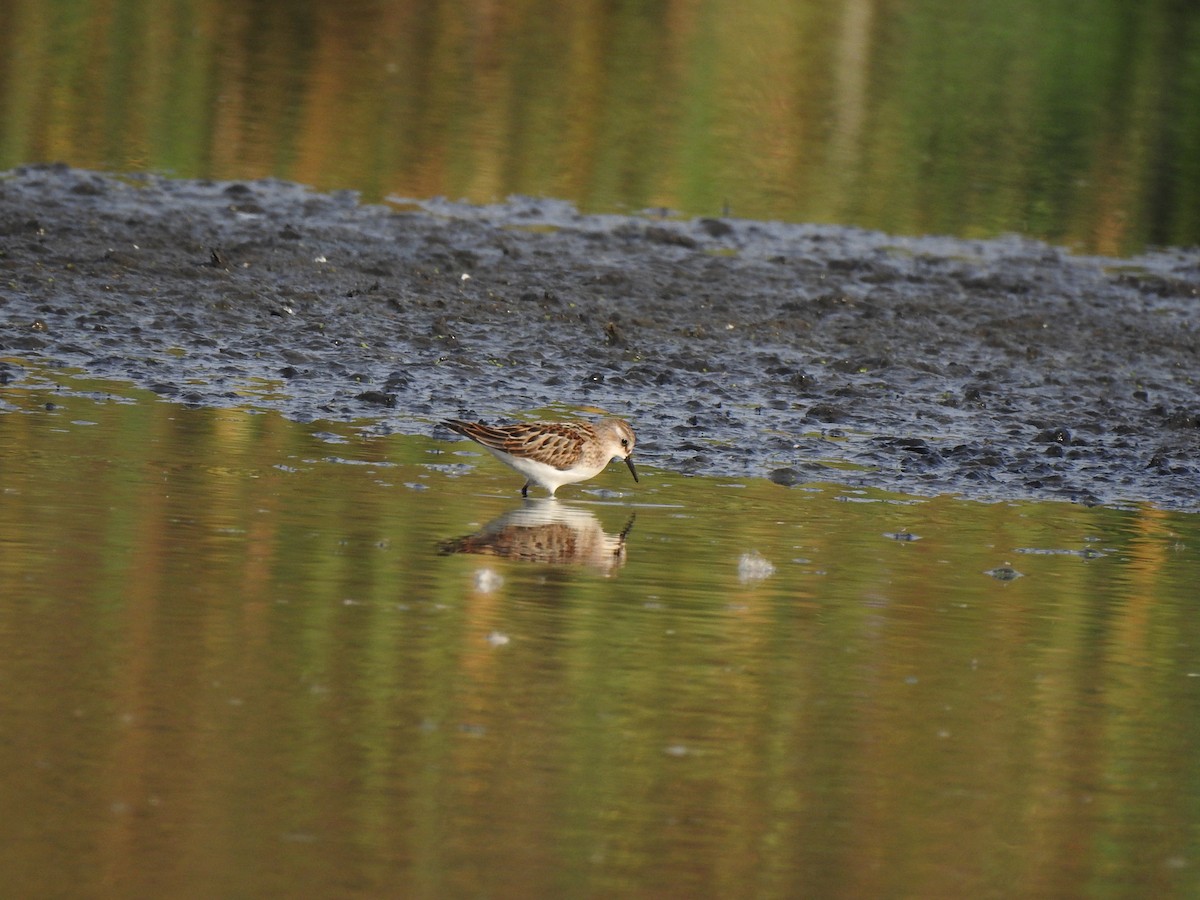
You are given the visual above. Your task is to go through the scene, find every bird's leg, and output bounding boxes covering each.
[521,481,530,498]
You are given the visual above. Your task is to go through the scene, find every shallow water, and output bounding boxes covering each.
[3,369,1199,897]
[3,0,1198,254]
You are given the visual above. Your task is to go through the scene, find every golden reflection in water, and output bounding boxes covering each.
[2,0,1199,253]
[2,372,1200,896]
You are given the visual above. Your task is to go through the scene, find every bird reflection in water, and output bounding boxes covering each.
[439,500,635,575]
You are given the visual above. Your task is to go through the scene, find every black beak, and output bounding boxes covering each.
[625,455,639,483]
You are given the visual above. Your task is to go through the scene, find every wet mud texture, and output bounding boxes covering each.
[2,164,1198,509]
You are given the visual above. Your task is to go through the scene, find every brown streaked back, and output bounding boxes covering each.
[442,419,591,471]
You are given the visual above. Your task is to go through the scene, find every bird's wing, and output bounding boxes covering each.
[443,420,587,470]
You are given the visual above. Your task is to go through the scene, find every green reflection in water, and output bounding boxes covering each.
[1,369,1199,898]
[2,0,1198,255]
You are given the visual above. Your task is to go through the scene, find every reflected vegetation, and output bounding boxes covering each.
[2,367,1200,897]
[439,500,635,576]
[2,0,1198,254]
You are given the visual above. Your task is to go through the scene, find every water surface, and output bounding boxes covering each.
[2,370,1199,897]
[3,0,1198,254]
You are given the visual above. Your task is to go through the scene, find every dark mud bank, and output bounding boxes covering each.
[2,164,1198,509]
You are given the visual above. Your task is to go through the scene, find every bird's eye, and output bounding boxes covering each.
[621,438,629,447]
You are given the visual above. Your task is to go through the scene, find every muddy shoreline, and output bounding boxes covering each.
[2,164,1198,509]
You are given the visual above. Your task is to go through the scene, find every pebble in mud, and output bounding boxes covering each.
[768,467,803,487]
[985,566,1024,581]
[1,164,1199,510]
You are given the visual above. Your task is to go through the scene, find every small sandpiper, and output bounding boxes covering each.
[441,416,639,497]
